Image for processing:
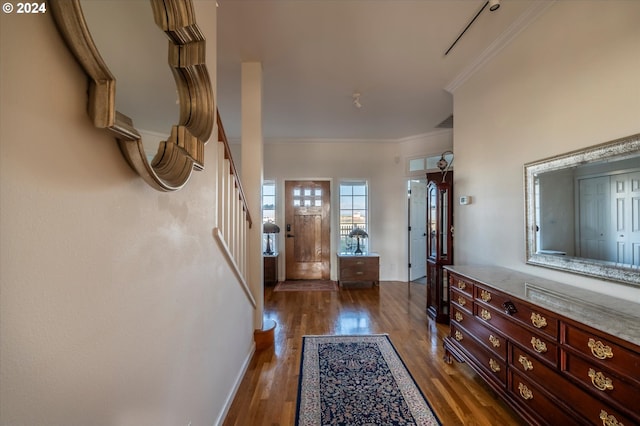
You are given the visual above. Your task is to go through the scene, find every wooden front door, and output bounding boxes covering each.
[285,180,331,280]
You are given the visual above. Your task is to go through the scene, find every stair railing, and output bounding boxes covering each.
[213,110,256,308]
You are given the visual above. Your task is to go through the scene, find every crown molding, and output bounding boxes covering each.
[445,0,556,94]
[232,137,394,145]
[396,129,453,145]
[226,128,453,145]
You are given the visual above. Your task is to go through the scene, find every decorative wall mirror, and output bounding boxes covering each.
[50,0,214,191]
[524,133,640,286]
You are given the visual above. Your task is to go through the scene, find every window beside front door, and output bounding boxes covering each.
[339,181,368,254]
[262,181,278,254]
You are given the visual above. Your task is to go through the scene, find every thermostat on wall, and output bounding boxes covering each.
[459,195,472,205]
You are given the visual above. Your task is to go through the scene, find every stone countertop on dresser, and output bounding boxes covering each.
[444,265,640,346]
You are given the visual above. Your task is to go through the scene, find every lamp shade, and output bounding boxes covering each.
[263,222,280,234]
[348,228,368,239]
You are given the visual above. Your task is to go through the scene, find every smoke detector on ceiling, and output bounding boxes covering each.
[353,92,362,109]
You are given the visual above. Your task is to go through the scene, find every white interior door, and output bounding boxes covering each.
[611,171,640,265]
[409,179,427,280]
[578,176,610,260]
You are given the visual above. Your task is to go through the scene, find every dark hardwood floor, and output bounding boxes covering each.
[222,281,525,425]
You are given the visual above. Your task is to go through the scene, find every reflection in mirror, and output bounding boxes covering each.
[525,133,640,286]
[49,0,214,191]
[81,1,178,160]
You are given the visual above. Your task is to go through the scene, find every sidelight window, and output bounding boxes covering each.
[263,181,277,254]
[339,181,368,253]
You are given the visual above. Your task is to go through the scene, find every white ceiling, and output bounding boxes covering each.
[80,0,549,143]
[216,0,548,142]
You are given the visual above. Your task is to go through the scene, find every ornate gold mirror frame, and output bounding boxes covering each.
[50,0,214,191]
[524,133,640,287]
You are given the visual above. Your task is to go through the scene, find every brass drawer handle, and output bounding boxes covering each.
[518,383,533,400]
[355,271,364,275]
[455,311,463,322]
[518,355,533,371]
[480,289,492,302]
[489,334,500,348]
[589,338,614,360]
[599,410,623,426]
[480,309,492,321]
[457,296,466,306]
[454,330,463,341]
[356,261,364,265]
[457,280,467,290]
[589,368,614,392]
[530,312,547,328]
[530,337,547,353]
[489,358,501,373]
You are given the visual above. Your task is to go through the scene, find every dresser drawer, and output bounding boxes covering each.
[451,289,473,315]
[559,364,637,426]
[510,344,557,386]
[338,256,379,283]
[450,323,507,387]
[512,363,635,426]
[341,256,378,269]
[564,352,640,415]
[457,315,507,360]
[451,306,469,326]
[509,370,582,426]
[450,274,473,297]
[475,304,559,367]
[340,266,377,281]
[475,284,558,340]
[564,324,640,381]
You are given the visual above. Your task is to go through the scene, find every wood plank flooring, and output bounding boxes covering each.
[222,281,526,425]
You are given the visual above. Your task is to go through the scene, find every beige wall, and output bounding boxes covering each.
[453,1,640,301]
[263,130,452,281]
[0,3,255,425]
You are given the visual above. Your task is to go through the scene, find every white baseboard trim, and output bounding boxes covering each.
[214,341,256,426]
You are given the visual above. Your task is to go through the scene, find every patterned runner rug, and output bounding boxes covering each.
[295,334,441,426]
[274,280,339,292]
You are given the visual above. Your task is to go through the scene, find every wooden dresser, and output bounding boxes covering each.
[263,254,278,286]
[337,254,379,287]
[443,266,640,426]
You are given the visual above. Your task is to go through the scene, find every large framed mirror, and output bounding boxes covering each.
[49,0,214,191]
[524,133,640,286]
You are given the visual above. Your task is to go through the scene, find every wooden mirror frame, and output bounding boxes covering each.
[524,133,640,287]
[50,0,214,191]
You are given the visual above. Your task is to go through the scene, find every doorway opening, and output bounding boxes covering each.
[408,179,427,283]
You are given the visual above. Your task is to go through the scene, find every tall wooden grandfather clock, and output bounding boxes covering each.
[426,153,454,324]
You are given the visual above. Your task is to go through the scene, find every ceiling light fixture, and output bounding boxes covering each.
[444,0,501,56]
[353,92,362,109]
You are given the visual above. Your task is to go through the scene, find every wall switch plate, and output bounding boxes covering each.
[459,195,471,205]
